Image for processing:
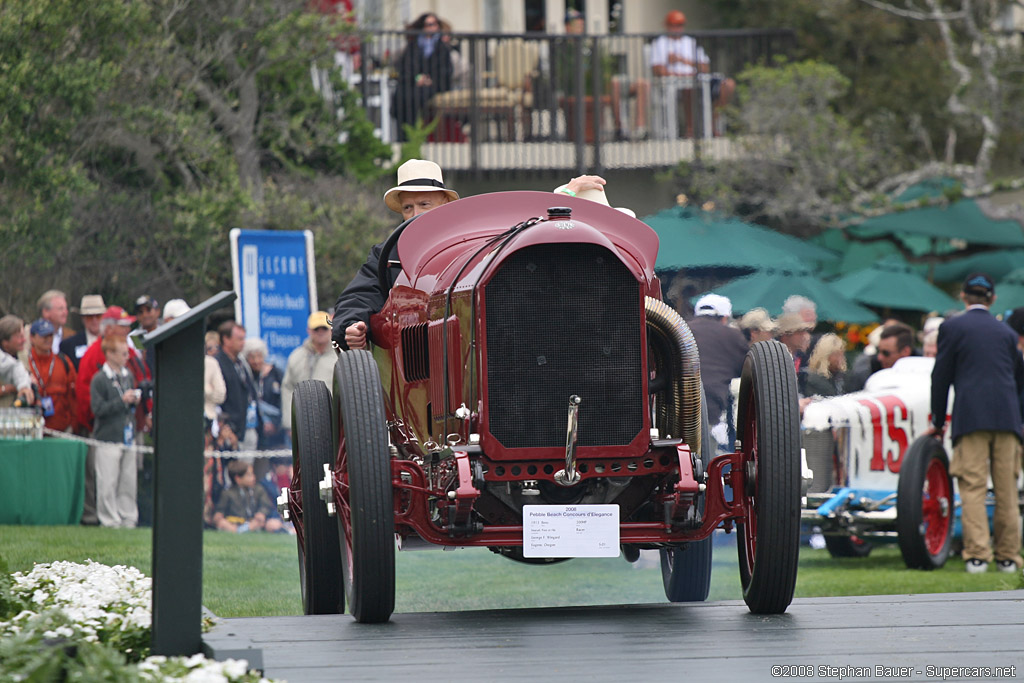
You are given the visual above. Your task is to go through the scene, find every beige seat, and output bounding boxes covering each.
[430,38,539,141]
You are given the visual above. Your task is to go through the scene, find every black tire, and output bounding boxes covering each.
[661,387,714,602]
[735,340,801,615]
[897,436,954,570]
[291,379,343,615]
[824,534,873,558]
[334,350,395,623]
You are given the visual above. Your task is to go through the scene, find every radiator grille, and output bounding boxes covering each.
[484,243,644,448]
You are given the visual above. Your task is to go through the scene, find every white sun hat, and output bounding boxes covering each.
[383,159,459,213]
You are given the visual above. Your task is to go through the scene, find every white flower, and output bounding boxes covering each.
[221,660,248,678]
[2,561,284,682]
[184,669,229,683]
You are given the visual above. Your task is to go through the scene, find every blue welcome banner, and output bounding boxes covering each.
[230,229,318,369]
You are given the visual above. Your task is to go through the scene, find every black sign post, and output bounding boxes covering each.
[137,291,236,656]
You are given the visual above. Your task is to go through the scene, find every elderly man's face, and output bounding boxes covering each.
[44,296,68,327]
[400,190,449,220]
[82,314,102,336]
[781,330,810,354]
[246,350,264,373]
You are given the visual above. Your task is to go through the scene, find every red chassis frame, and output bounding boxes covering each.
[329,444,753,549]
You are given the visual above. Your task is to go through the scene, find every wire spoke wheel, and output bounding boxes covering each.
[735,341,801,615]
[897,436,954,570]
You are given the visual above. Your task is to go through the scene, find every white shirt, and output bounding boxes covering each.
[649,34,708,77]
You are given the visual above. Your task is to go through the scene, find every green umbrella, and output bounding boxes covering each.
[993,268,1024,314]
[830,258,959,313]
[932,250,1024,283]
[813,228,933,279]
[646,208,835,272]
[849,199,1024,248]
[697,263,878,323]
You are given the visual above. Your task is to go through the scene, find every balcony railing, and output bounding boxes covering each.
[343,29,794,174]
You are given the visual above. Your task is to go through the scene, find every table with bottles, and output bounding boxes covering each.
[0,408,88,525]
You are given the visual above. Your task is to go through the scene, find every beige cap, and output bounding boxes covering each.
[307,311,331,330]
[739,307,777,332]
[776,312,813,335]
[79,294,107,316]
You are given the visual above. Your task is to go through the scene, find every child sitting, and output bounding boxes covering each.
[213,459,283,533]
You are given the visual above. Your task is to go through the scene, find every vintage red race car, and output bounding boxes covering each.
[283,191,802,622]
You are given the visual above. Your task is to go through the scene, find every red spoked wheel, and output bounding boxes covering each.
[290,379,343,615]
[735,341,801,615]
[333,350,395,624]
[897,435,954,570]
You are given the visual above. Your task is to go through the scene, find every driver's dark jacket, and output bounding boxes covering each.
[332,240,395,351]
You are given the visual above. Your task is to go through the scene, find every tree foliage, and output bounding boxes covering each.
[679,0,1024,233]
[677,59,897,235]
[0,0,393,319]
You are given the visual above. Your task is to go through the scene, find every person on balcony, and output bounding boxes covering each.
[555,9,649,142]
[392,12,453,142]
[649,10,735,138]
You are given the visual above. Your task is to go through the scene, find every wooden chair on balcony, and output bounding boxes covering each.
[429,38,539,142]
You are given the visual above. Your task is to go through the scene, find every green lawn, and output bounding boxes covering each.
[2,526,1020,618]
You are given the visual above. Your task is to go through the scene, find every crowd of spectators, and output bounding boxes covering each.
[0,289,322,534]
[689,283,1024,574]
[688,290,1024,452]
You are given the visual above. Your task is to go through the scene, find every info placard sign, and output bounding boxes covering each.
[523,505,620,558]
[230,229,318,370]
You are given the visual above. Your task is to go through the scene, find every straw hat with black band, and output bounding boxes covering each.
[383,159,459,214]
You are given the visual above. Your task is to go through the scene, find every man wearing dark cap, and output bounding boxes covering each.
[132,295,161,375]
[929,273,1024,575]
[26,318,78,433]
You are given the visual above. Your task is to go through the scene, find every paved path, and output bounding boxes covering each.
[204,590,1024,682]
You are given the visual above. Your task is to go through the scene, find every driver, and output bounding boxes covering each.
[332,159,606,351]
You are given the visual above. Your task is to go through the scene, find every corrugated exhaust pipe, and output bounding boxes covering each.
[645,297,702,456]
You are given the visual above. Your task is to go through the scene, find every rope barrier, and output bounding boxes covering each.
[42,427,293,460]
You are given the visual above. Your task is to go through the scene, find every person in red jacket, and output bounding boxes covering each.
[25,319,77,433]
[76,306,151,436]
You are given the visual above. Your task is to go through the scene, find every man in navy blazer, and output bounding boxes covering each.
[929,272,1024,575]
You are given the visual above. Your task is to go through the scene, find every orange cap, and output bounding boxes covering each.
[666,10,686,26]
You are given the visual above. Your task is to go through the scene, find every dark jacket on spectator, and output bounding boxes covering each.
[686,315,749,418]
[930,308,1024,441]
[90,365,136,444]
[215,349,260,441]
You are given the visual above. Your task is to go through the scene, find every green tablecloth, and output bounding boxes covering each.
[0,438,87,525]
